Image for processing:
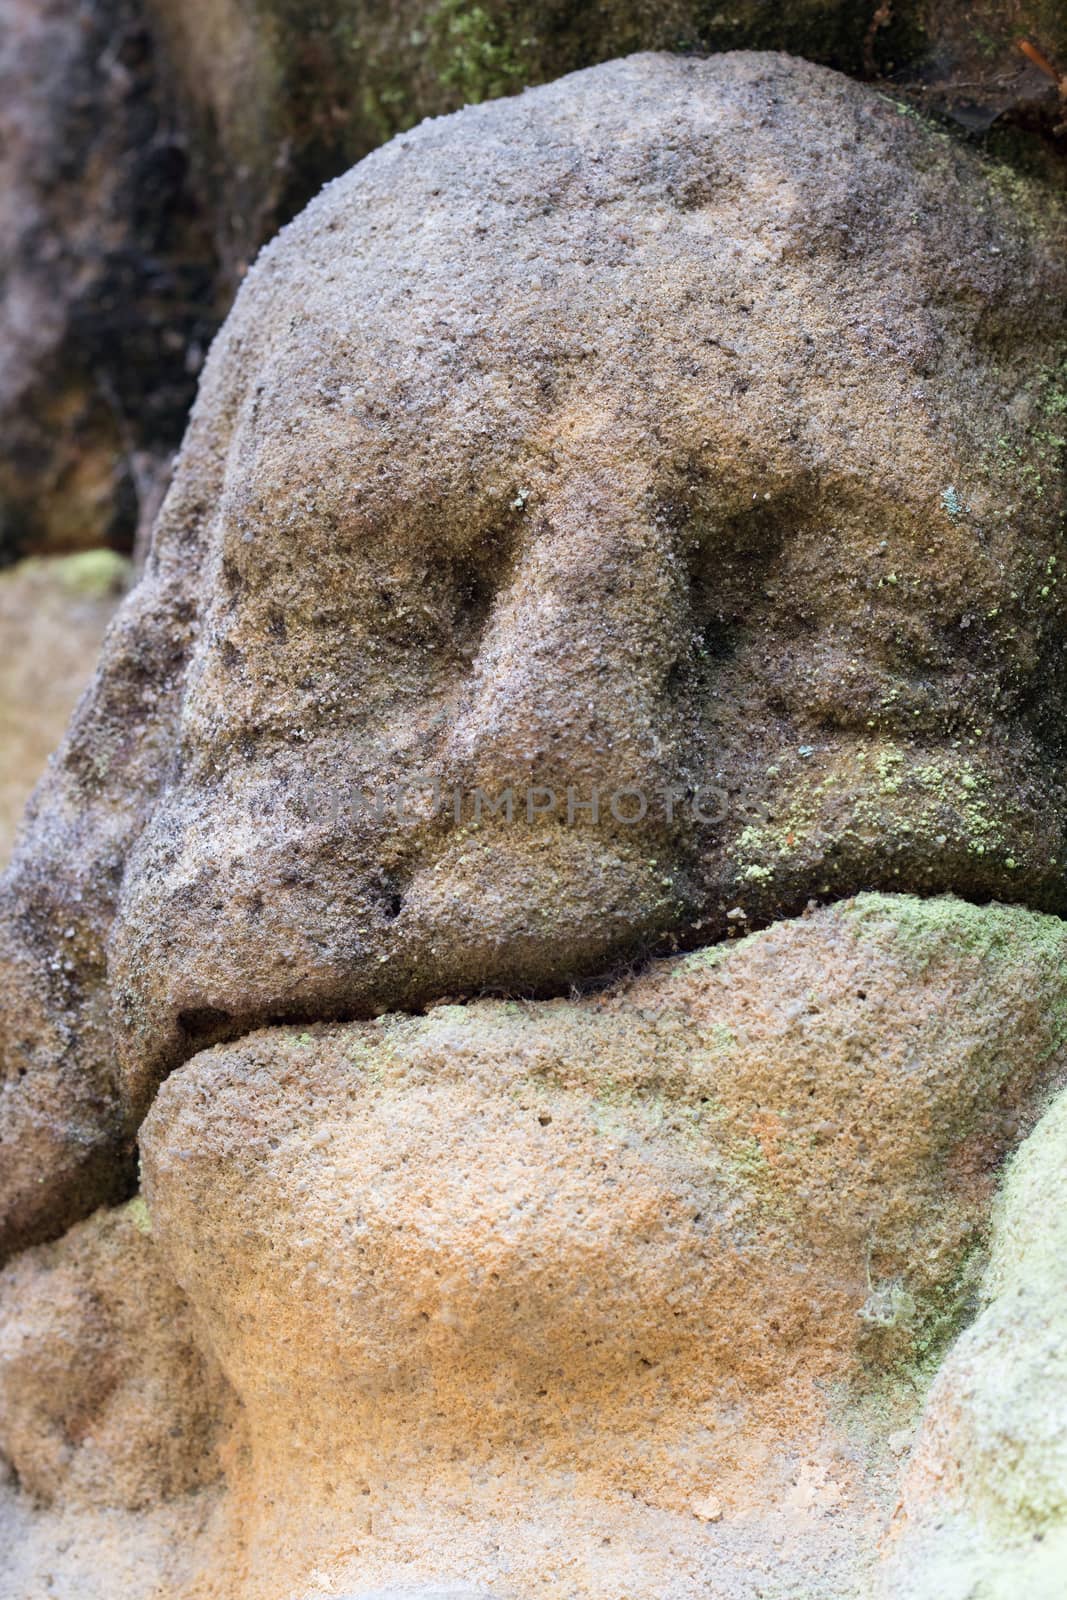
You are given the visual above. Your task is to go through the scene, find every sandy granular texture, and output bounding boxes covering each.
[97,893,1065,1600]
[0,1198,234,1600]
[3,893,1065,1596]
[878,1080,1067,1600]
[0,1198,229,1510]
[2,50,1066,1263]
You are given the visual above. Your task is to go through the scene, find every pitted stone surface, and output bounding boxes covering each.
[0,1198,229,1510]
[4,893,1067,1598]
[136,894,1067,1599]
[1,50,1066,1256]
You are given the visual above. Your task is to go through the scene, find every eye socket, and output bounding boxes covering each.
[661,493,791,699]
[451,554,501,656]
[361,514,519,668]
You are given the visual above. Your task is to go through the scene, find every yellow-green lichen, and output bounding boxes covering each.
[10,548,132,600]
[52,549,132,599]
[842,890,1067,977]
[125,1195,153,1236]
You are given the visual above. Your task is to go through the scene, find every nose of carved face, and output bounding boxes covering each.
[109,370,1067,1125]
[107,440,698,1117]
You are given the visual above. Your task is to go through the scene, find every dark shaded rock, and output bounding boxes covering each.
[0,0,219,562]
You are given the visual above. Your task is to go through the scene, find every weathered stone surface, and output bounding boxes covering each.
[0,553,130,867]
[1,50,1065,1260]
[126,894,1067,1598]
[3,893,1064,1597]
[0,1489,230,1600]
[149,0,1067,285]
[5,2,1063,563]
[878,1082,1067,1599]
[0,1198,229,1510]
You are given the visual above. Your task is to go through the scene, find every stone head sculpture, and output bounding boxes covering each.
[1,51,1066,1258]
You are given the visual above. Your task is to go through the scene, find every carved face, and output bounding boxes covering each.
[1,53,1066,1253]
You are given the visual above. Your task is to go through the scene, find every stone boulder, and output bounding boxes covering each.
[0,1198,229,1511]
[131,893,1067,1598]
[1,50,1065,1261]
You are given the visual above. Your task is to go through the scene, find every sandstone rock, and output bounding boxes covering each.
[0,1489,231,1600]
[0,1197,230,1511]
[150,0,1067,287]
[336,1592,506,1599]
[0,553,130,867]
[133,894,1067,1598]
[5,2,1063,564]
[879,1081,1067,1599]
[2,50,1065,1259]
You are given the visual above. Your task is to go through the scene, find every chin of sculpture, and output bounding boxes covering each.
[128,894,1067,1599]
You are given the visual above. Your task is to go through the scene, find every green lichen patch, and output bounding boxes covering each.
[8,548,132,601]
[124,1195,153,1236]
[842,890,1067,980]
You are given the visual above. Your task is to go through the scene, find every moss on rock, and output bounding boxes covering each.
[145,0,1067,289]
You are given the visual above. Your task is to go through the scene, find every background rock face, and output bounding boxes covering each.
[0,553,130,866]
[131,894,1067,1598]
[1,51,1065,1261]
[0,0,218,562]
